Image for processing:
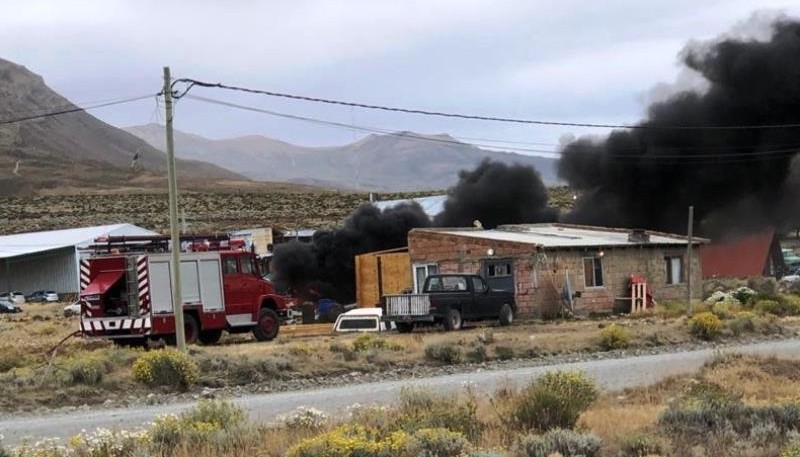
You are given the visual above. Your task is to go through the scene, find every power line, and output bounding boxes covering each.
[0,94,158,126]
[183,94,800,163]
[173,78,800,131]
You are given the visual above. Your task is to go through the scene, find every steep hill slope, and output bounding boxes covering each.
[0,58,247,195]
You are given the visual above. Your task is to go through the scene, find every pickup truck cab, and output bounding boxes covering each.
[382,273,515,333]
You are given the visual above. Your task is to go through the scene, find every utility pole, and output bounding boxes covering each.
[163,66,186,352]
[686,205,694,316]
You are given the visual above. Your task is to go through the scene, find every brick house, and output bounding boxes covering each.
[408,223,706,317]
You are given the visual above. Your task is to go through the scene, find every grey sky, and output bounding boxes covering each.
[2,0,800,154]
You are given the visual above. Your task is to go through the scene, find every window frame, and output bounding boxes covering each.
[413,263,439,293]
[222,256,239,276]
[665,256,684,285]
[582,256,604,288]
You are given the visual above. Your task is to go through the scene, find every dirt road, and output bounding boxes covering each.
[3,339,799,447]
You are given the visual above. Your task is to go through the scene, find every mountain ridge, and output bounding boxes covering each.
[126,123,560,191]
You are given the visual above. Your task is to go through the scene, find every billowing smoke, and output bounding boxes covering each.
[272,203,431,303]
[558,17,800,237]
[434,159,558,228]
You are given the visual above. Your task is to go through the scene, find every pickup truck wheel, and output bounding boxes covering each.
[198,329,223,345]
[396,322,415,333]
[253,308,280,342]
[443,309,462,331]
[499,304,514,326]
[183,313,199,345]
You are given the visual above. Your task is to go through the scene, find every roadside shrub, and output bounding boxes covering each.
[598,324,630,350]
[424,343,463,364]
[746,278,776,296]
[352,333,390,352]
[783,438,800,457]
[281,406,329,430]
[711,300,740,319]
[659,401,800,440]
[689,312,721,341]
[286,424,409,457]
[68,355,109,385]
[508,371,598,432]
[132,348,198,389]
[733,286,758,304]
[755,296,800,316]
[466,343,487,363]
[513,428,601,457]
[728,311,758,336]
[68,428,147,457]
[494,346,515,360]
[150,399,248,450]
[405,428,473,457]
[395,387,483,441]
[618,430,671,457]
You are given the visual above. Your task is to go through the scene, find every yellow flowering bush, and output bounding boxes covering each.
[506,370,598,432]
[132,349,198,389]
[286,424,409,457]
[598,324,630,350]
[689,312,722,341]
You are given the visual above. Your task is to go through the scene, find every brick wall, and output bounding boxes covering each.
[408,229,702,318]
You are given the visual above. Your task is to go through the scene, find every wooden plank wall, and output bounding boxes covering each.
[355,252,411,307]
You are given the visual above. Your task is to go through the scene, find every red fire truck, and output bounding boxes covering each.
[78,235,287,345]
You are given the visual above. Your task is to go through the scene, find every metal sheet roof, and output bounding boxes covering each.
[700,229,775,278]
[373,195,447,219]
[0,224,158,259]
[424,223,702,248]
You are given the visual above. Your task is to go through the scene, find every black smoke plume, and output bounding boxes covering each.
[434,158,558,228]
[558,17,800,238]
[271,202,431,303]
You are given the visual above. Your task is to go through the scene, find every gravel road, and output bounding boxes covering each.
[3,338,799,446]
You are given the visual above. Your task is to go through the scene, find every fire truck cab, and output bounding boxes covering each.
[79,235,287,345]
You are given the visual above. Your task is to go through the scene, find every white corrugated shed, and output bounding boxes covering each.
[0,224,158,295]
[373,195,447,219]
[428,223,704,248]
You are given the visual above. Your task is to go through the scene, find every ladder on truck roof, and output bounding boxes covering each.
[82,234,237,255]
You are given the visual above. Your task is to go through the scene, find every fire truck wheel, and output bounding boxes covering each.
[199,329,223,345]
[183,313,200,344]
[253,308,280,341]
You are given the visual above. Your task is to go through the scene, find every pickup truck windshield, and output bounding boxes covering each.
[424,276,468,292]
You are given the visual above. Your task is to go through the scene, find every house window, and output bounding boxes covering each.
[583,257,604,287]
[413,263,439,293]
[665,256,683,285]
[487,262,512,277]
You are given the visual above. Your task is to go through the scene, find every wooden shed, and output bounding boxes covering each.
[355,247,412,307]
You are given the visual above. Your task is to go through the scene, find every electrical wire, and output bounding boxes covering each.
[183,94,800,164]
[173,78,800,131]
[0,94,158,126]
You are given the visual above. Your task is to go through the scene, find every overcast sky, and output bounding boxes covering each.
[2,0,800,154]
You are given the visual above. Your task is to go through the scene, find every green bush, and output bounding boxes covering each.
[728,311,758,336]
[132,348,198,389]
[150,399,249,450]
[405,428,473,457]
[352,333,390,352]
[68,355,110,385]
[513,428,601,457]
[395,387,484,441]
[466,344,487,363]
[598,324,630,350]
[618,431,671,457]
[424,343,463,364]
[508,371,598,432]
[755,297,800,317]
[689,312,722,340]
[711,300,740,319]
[659,400,800,441]
[783,439,800,457]
[494,346,515,360]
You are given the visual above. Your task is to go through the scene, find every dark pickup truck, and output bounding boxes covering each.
[381,273,516,333]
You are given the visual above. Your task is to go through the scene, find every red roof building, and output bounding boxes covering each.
[699,228,784,278]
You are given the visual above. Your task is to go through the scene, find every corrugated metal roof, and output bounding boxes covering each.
[0,224,158,259]
[373,195,447,219]
[418,223,703,248]
[700,229,775,278]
